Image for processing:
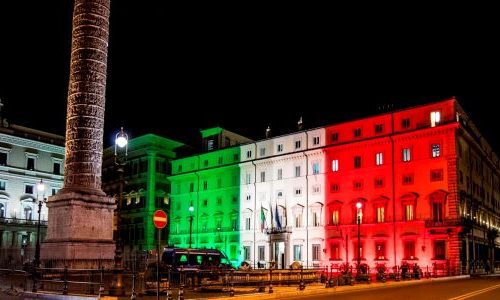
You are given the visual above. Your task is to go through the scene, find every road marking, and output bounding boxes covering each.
[448,283,500,300]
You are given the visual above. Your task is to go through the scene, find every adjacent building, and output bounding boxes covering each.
[168,98,500,274]
[0,111,65,267]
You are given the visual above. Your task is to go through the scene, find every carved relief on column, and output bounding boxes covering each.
[63,0,111,195]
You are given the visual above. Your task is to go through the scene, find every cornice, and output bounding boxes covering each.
[0,133,65,154]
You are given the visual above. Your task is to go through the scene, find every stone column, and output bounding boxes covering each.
[41,0,116,268]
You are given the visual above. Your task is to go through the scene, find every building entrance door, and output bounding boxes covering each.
[273,241,285,269]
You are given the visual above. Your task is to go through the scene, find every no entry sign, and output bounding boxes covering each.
[153,210,168,229]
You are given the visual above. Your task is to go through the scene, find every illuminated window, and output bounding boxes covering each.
[376,152,383,166]
[332,159,339,172]
[207,140,214,151]
[293,245,302,261]
[313,136,320,145]
[376,207,385,223]
[405,204,414,221]
[354,128,362,137]
[331,132,339,142]
[403,148,411,162]
[402,118,411,128]
[375,124,384,134]
[404,240,415,259]
[430,111,441,127]
[375,242,386,260]
[332,210,339,225]
[432,144,440,158]
[312,162,320,174]
[354,156,361,168]
[312,244,321,261]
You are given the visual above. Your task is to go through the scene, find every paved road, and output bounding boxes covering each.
[291,277,500,300]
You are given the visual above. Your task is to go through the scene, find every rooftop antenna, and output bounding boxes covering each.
[297,116,303,131]
[265,126,271,138]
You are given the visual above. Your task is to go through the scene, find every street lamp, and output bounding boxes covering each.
[114,127,128,269]
[356,201,362,279]
[189,201,194,248]
[33,179,46,268]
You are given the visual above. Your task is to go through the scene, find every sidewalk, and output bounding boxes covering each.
[201,275,472,300]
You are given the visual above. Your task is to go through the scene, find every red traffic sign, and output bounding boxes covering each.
[153,210,168,229]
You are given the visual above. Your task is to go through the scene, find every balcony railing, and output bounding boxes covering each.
[0,217,47,226]
[425,219,461,228]
[265,226,292,234]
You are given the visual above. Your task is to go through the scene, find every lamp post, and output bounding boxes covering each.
[114,127,128,268]
[356,201,362,279]
[33,179,46,268]
[189,202,194,248]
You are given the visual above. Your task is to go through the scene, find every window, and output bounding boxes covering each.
[53,162,61,175]
[331,132,339,142]
[434,240,445,259]
[203,160,208,167]
[312,162,320,174]
[217,178,222,188]
[432,144,440,158]
[260,148,266,156]
[431,169,444,182]
[402,174,414,185]
[430,111,441,127]
[331,159,339,172]
[0,152,7,165]
[432,202,443,222]
[354,241,363,260]
[294,188,302,195]
[404,240,415,260]
[189,183,194,192]
[295,140,301,149]
[402,118,411,128]
[27,157,35,170]
[375,242,386,260]
[245,217,251,230]
[374,178,384,188]
[354,156,361,168]
[203,180,208,190]
[216,197,222,205]
[25,185,34,194]
[0,203,5,218]
[403,148,411,162]
[313,136,320,145]
[277,191,283,197]
[332,210,339,225]
[258,246,265,262]
[353,181,363,190]
[376,152,383,166]
[260,171,266,182]
[295,213,302,227]
[24,206,32,220]
[51,188,58,196]
[330,184,339,193]
[295,166,301,177]
[245,173,251,184]
[207,140,214,151]
[312,185,320,194]
[293,245,302,261]
[277,144,283,152]
[330,243,340,260]
[243,246,251,260]
[0,181,5,191]
[375,124,384,134]
[218,156,223,164]
[376,207,385,223]
[233,153,239,161]
[203,199,208,206]
[405,204,414,221]
[312,244,321,261]
[354,128,362,137]
[246,194,251,201]
[277,169,283,180]
[246,150,252,158]
[177,164,182,172]
[312,211,320,226]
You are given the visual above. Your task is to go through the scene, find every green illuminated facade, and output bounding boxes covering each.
[169,128,252,266]
[102,134,184,261]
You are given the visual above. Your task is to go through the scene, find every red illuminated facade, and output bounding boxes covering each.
[324,98,500,274]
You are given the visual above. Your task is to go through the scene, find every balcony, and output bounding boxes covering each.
[265,226,292,234]
[425,219,461,228]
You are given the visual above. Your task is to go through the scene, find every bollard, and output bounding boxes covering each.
[63,266,68,295]
[229,269,234,297]
[269,266,273,294]
[299,266,305,290]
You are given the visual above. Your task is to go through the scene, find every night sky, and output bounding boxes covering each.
[0,2,497,153]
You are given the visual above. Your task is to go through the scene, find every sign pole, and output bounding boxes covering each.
[157,228,160,300]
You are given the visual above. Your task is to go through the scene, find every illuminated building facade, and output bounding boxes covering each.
[168,99,500,273]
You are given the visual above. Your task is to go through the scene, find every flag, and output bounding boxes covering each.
[260,204,266,232]
[275,203,282,230]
